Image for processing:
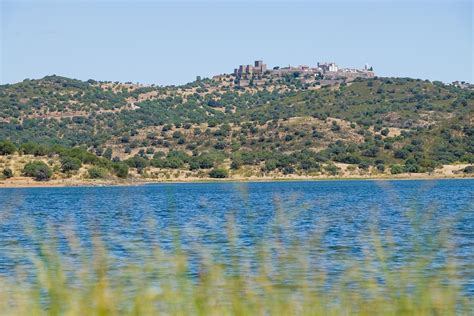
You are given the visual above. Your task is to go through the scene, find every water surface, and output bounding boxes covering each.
[1,179,473,292]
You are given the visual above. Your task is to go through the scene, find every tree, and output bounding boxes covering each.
[209,168,228,178]
[0,140,16,155]
[214,142,227,150]
[103,148,113,160]
[362,146,379,158]
[60,156,82,172]
[394,150,409,159]
[324,164,340,176]
[113,162,129,178]
[264,159,277,172]
[88,167,108,179]
[23,161,52,181]
[230,156,243,170]
[125,156,149,171]
[358,161,370,170]
[390,164,404,174]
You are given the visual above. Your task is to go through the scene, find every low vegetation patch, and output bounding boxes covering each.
[22,161,52,181]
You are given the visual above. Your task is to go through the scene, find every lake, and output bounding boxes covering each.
[0,179,473,293]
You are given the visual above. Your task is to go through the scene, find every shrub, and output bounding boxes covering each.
[324,164,340,176]
[230,156,243,170]
[60,156,82,172]
[214,142,227,150]
[88,167,108,179]
[362,146,379,158]
[23,161,52,181]
[463,166,474,174]
[197,156,214,169]
[209,168,228,178]
[111,162,128,178]
[125,156,149,171]
[282,166,295,175]
[0,140,16,155]
[189,160,200,170]
[394,150,409,159]
[264,159,277,172]
[164,157,184,169]
[2,168,13,178]
[390,164,404,174]
[103,148,113,160]
[331,122,341,132]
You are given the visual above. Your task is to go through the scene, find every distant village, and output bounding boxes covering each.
[212,60,375,88]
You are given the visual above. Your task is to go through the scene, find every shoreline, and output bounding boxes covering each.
[1,174,472,188]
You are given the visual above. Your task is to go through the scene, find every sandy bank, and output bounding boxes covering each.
[0,173,472,188]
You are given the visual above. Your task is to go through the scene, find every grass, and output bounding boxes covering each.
[0,198,472,315]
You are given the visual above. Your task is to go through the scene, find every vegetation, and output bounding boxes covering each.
[0,76,472,180]
[0,140,16,155]
[209,168,229,178]
[88,167,108,179]
[22,161,52,181]
[2,168,13,179]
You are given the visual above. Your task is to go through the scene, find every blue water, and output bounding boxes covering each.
[0,179,473,292]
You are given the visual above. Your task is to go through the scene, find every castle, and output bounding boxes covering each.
[234,60,268,78]
[230,60,375,87]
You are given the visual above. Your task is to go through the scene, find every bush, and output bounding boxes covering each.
[230,157,243,170]
[60,156,82,172]
[324,164,340,176]
[264,159,277,172]
[103,148,113,160]
[462,166,474,174]
[0,140,16,155]
[282,166,295,175]
[331,122,341,132]
[23,161,52,181]
[2,168,13,178]
[196,156,214,169]
[214,142,227,150]
[113,162,129,178]
[390,164,404,174]
[88,167,108,179]
[394,150,409,159]
[125,156,149,171]
[362,146,379,158]
[209,168,229,178]
[376,164,385,172]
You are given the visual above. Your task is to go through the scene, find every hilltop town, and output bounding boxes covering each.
[211,60,375,88]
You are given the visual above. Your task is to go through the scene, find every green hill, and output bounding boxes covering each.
[0,75,473,180]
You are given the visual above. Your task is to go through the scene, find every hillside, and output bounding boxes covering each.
[0,75,473,183]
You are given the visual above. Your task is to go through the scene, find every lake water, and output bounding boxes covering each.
[0,179,473,293]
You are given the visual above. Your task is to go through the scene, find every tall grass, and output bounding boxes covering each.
[0,195,472,315]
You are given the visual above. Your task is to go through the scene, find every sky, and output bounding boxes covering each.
[1,0,472,85]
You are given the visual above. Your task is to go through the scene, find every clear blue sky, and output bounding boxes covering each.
[1,0,472,85]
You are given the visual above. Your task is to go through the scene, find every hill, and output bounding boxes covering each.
[0,75,473,183]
